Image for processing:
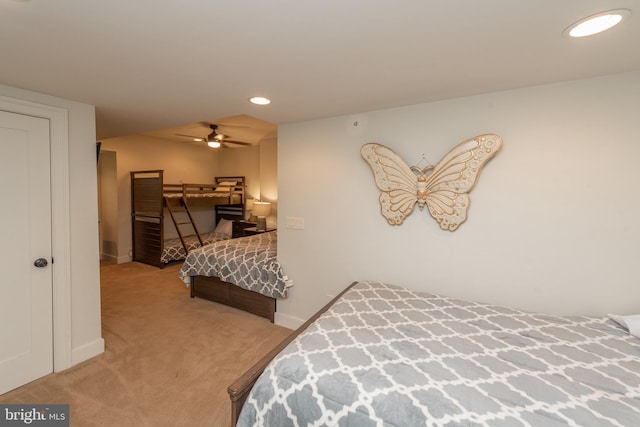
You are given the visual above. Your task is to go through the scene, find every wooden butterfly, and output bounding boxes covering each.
[361,134,502,230]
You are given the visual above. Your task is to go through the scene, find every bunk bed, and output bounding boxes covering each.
[178,231,289,323]
[130,170,245,268]
[229,281,640,426]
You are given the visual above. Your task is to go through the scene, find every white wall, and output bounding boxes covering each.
[0,84,103,367]
[277,71,640,326]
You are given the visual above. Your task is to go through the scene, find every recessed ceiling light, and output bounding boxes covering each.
[564,9,631,38]
[249,96,271,105]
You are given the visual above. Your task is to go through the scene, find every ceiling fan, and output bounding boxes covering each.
[175,124,253,148]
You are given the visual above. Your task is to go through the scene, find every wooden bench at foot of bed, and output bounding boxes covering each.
[190,276,276,323]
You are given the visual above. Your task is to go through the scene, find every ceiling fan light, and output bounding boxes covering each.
[249,96,271,105]
[207,141,221,148]
[564,9,630,38]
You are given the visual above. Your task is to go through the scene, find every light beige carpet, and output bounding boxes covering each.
[0,261,292,426]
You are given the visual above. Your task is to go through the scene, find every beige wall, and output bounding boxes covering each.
[99,134,277,262]
[98,150,118,262]
[277,71,640,327]
[216,144,260,200]
[259,137,278,227]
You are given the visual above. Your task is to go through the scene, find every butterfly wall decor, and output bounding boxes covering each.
[361,134,503,231]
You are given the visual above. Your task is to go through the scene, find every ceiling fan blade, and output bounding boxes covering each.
[200,122,219,131]
[220,140,252,149]
[223,139,253,145]
[174,132,206,142]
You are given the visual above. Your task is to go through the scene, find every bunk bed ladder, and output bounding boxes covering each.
[164,196,204,254]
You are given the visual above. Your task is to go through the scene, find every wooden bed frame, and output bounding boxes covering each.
[227,282,357,426]
[130,170,245,268]
[190,276,276,323]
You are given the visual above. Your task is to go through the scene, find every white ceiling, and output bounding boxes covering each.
[1,0,638,141]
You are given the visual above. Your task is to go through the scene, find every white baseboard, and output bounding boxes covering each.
[100,252,131,264]
[71,338,105,366]
[275,312,305,330]
[100,253,118,264]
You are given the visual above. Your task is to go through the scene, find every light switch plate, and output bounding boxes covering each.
[286,216,305,229]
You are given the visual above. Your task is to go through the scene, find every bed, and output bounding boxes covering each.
[130,170,245,267]
[230,281,640,426]
[178,231,290,323]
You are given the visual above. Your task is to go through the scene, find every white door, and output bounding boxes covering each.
[0,110,53,395]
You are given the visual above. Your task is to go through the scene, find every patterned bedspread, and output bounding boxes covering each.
[160,231,229,264]
[238,281,640,426]
[178,231,288,299]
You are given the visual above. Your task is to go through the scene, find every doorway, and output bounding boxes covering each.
[0,110,53,394]
[0,94,75,394]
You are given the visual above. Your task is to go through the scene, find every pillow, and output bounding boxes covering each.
[214,181,237,193]
[608,314,640,339]
[214,218,233,236]
[214,186,232,193]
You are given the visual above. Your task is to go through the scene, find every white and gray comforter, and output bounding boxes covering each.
[238,281,640,426]
[161,230,230,264]
[178,231,288,299]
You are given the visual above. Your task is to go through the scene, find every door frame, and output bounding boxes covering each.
[0,95,72,372]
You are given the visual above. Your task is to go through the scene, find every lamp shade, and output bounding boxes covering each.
[252,201,271,218]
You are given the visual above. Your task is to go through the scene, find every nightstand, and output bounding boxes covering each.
[232,220,256,238]
[241,227,276,237]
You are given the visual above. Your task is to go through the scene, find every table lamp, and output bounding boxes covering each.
[252,201,271,231]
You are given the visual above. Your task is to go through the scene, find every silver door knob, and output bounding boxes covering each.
[34,258,48,268]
